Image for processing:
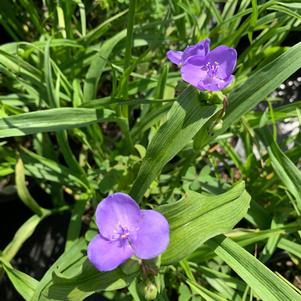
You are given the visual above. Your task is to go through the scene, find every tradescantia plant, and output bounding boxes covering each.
[1,1,301,301]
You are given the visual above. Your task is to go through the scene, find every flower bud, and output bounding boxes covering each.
[212,120,223,131]
[138,280,158,300]
[210,91,225,104]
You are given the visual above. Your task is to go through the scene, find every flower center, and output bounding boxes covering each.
[205,61,219,78]
[119,226,130,240]
[111,224,138,247]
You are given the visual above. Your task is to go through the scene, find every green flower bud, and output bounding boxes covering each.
[212,120,223,131]
[144,281,158,300]
[138,280,158,300]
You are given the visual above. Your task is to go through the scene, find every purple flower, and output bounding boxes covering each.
[167,39,237,91]
[87,193,169,272]
[167,38,210,66]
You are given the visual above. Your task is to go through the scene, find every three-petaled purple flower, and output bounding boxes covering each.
[87,193,169,272]
[167,39,237,91]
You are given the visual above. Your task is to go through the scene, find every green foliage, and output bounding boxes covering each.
[208,235,301,301]
[0,0,301,300]
[160,182,251,264]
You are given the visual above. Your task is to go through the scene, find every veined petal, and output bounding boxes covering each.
[87,234,134,272]
[96,193,141,240]
[180,56,207,88]
[182,38,210,63]
[206,46,237,79]
[198,75,234,91]
[167,50,183,65]
[132,210,169,259]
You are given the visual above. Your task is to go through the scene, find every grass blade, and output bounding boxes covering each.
[207,235,301,301]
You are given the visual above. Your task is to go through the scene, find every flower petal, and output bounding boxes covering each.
[96,193,141,239]
[180,56,207,88]
[198,75,234,91]
[87,234,134,272]
[182,38,210,63]
[132,210,169,259]
[166,50,183,65]
[206,45,237,79]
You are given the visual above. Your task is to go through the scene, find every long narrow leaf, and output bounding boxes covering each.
[131,86,222,202]
[0,108,114,138]
[159,182,251,264]
[207,235,301,301]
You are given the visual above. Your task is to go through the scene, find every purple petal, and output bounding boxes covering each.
[198,75,234,91]
[96,193,141,240]
[87,234,134,272]
[182,38,210,63]
[180,55,207,88]
[167,50,183,65]
[132,210,169,259]
[206,46,237,79]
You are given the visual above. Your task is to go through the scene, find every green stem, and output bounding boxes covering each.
[124,0,136,71]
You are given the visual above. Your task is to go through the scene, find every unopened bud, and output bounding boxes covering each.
[212,120,223,131]
[138,280,158,300]
[206,91,224,104]
[144,281,158,300]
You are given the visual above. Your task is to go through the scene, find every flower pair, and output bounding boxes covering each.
[167,38,237,91]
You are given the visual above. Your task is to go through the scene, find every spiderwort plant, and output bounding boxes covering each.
[87,193,169,272]
[167,39,237,91]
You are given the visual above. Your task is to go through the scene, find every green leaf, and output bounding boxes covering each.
[203,0,223,24]
[15,158,49,216]
[20,148,89,190]
[130,86,222,202]
[31,239,87,301]
[278,238,301,260]
[257,127,301,213]
[83,29,127,102]
[32,239,136,301]
[159,182,251,264]
[207,235,301,301]
[0,258,38,301]
[189,222,301,264]
[80,9,128,44]
[187,279,229,301]
[2,215,43,262]
[44,39,85,176]
[124,0,136,70]
[226,42,301,125]
[131,103,172,143]
[65,199,87,251]
[0,108,114,138]
[43,261,136,301]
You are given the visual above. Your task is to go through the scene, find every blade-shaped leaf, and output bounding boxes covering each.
[130,86,222,202]
[31,239,87,301]
[32,239,136,301]
[159,182,251,264]
[0,108,114,138]
[2,215,43,262]
[257,126,301,213]
[0,258,38,301]
[83,29,126,102]
[41,261,136,301]
[207,235,301,301]
[15,158,49,216]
